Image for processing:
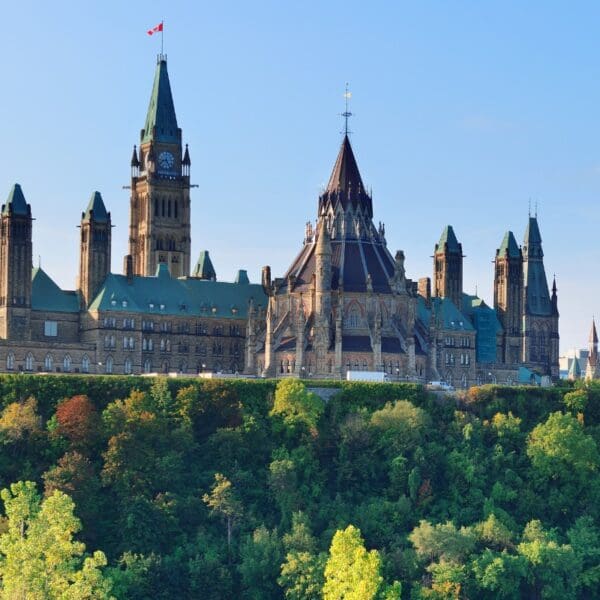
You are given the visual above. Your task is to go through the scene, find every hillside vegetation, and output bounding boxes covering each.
[0,375,599,599]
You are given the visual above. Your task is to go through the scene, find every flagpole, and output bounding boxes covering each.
[161,20,164,55]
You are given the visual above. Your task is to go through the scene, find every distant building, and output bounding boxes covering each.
[0,56,560,382]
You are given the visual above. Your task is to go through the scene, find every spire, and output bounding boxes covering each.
[82,191,109,223]
[523,216,543,255]
[131,145,139,167]
[192,250,217,281]
[436,225,461,254]
[182,144,191,165]
[3,183,29,216]
[141,57,179,144]
[326,135,365,195]
[590,318,598,345]
[497,231,520,258]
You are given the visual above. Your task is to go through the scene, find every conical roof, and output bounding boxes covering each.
[524,216,542,248]
[318,135,372,218]
[142,58,179,144]
[326,135,365,194]
[437,225,461,253]
[193,251,217,281]
[498,231,520,258]
[83,191,109,223]
[590,319,598,344]
[568,357,582,379]
[3,183,29,216]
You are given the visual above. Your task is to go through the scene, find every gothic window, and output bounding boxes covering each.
[124,358,132,374]
[345,306,361,328]
[160,339,165,352]
[81,355,90,373]
[148,339,154,351]
[44,354,53,371]
[25,353,34,372]
[142,338,147,351]
[105,356,113,374]
[174,201,178,219]
[166,339,171,352]
[154,198,159,216]
[168,199,172,218]
[162,198,166,217]
[6,353,14,371]
[161,361,169,373]
[461,373,467,388]
[63,355,72,373]
[144,359,152,373]
[445,371,453,386]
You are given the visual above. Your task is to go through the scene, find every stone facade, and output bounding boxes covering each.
[0,55,560,383]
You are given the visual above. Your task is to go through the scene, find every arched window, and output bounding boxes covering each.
[167,199,172,217]
[144,359,152,373]
[161,361,169,374]
[154,197,159,217]
[124,358,132,374]
[63,355,72,372]
[105,356,113,374]
[345,306,361,328]
[174,200,178,219]
[6,353,14,371]
[162,198,165,217]
[142,338,148,351]
[44,353,53,371]
[25,353,34,372]
[82,355,90,373]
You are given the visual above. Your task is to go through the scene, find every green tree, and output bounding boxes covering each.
[323,525,383,600]
[270,379,324,433]
[239,526,283,599]
[409,520,475,563]
[203,472,243,552]
[0,480,113,599]
[527,412,599,480]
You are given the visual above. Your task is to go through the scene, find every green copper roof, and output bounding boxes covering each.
[498,231,520,258]
[437,225,460,253]
[88,270,266,319]
[142,58,179,144]
[417,296,474,331]
[234,269,250,284]
[193,251,217,281]
[568,357,582,378]
[462,293,502,363]
[31,267,79,313]
[3,184,29,216]
[83,191,109,223]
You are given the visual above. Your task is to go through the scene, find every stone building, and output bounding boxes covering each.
[0,55,560,383]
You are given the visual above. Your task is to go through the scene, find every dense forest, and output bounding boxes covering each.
[0,374,599,599]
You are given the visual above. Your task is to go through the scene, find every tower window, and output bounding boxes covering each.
[174,201,178,219]
[44,321,58,337]
[168,199,172,218]
[154,198,159,217]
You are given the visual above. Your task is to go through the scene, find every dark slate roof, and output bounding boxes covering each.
[142,58,179,144]
[276,337,296,352]
[342,335,372,352]
[497,231,520,258]
[31,268,79,313]
[88,269,266,318]
[522,216,552,316]
[436,225,461,253]
[590,320,598,344]
[193,251,217,281]
[382,337,404,353]
[3,184,29,216]
[83,191,109,223]
[282,238,396,294]
[318,135,373,218]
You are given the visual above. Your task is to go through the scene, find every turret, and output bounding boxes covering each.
[315,219,332,315]
[79,191,111,309]
[0,184,33,339]
[433,225,463,309]
[585,318,599,381]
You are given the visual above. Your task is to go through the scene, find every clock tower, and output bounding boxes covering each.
[128,55,191,278]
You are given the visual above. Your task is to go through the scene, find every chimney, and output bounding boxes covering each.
[418,277,431,307]
[261,265,272,293]
[124,255,134,284]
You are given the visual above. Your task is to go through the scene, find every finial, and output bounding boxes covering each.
[528,198,531,217]
[341,83,353,136]
[475,283,478,297]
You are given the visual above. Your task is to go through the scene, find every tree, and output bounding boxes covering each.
[55,394,101,451]
[203,473,243,552]
[409,520,475,563]
[527,412,599,481]
[239,526,283,599]
[563,390,588,415]
[323,525,383,600]
[0,480,113,599]
[270,379,324,433]
[279,513,327,600]
[0,396,41,444]
[370,400,429,455]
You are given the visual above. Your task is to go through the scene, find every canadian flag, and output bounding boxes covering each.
[147,22,163,36]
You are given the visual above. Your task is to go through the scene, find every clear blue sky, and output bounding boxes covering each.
[2,1,599,352]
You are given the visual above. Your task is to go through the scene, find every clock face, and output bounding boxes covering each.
[158,151,175,171]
